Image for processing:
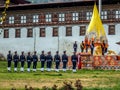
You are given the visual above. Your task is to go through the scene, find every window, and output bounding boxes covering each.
[52,13,58,22]
[4,29,9,38]
[108,25,115,35]
[9,16,14,24]
[72,12,79,21]
[27,28,33,37]
[66,27,72,36]
[21,15,26,23]
[59,13,65,22]
[33,15,39,23]
[15,29,20,38]
[53,27,58,37]
[40,28,45,37]
[80,26,86,36]
[116,10,120,19]
[79,11,86,20]
[107,10,115,19]
[46,14,51,22]
[101,11,107,20]
[86,11,92,20]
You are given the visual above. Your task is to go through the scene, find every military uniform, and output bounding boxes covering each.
[20,52,26,72]
[7,51,12,71]
[32,52,38,71]
[27,52,32,72]
[46,52,53,71]
[40,51,46,71]
[13,51,19,72]
[73,41,77,52]
[90,41,94,55]
[62,51,68,72]
[54,51,61,72]
[71,52,78,72]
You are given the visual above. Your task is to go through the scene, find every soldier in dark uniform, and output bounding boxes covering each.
[27,52,32,72]
[20,51,26,72]
[54,51,61,72]
[90,41,94,55]
[32,51,38,72]
[62,51,68,72]
[71,52,78,72]
[13,51,19,72]
[73,41,77,52]
[46,51,53,71]
[40,51,46,72]
[7,51,12,71]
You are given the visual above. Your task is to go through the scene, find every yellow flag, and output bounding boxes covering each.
[86,3,107,42]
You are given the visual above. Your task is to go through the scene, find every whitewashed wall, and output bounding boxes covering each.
[0,23,120,58]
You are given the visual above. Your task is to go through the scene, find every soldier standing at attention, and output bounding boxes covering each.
[71,52,78,72]
[27,52,32,72]
[40,51,46,72]
[54,51,61,72]
[80,41,84,52]
[7,51,12,71]
[32,51,38,72]
[13,51,19,72]
[46,51,53,71]
[62,51,68,72]
[90,41,94,55]
[73,41,77,52]
[20,51,26,72]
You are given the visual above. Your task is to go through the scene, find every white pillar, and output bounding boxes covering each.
[99,0,102,16]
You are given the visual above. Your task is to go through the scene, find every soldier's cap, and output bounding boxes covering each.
[63,51,66,53]
[8,50,11,53]
[48,51,51,54]
[56,51,59,53]
[34,51,37,53]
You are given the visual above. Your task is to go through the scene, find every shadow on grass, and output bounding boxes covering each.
[44,73,63,76]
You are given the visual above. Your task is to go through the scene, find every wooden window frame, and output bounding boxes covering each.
[21,15,26,24]
[79,11,86,21]
[27,28,33,37]
[33,14,39,23]
[108,25,115,35]
[72,12,79,21]
[101,10,107,20]
[66,27,72,36]
[45,13,52,22]
[80,26,86,36]
[116,10,120,19]
[15,29,21,38]
[86,11,92,20]
[9,16,14,24]
[4,29,9,38]
[59,13,65,22]
[40,28,45,37]
[52,13,58,22]
[53,27,58,37]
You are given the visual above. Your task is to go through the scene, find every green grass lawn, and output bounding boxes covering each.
[0,60,120,90]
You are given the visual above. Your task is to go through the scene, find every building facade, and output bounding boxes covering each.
[0,0,120,57]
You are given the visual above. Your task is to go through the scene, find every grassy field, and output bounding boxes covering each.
[0,61,120,90]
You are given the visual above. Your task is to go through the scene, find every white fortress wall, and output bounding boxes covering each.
[0,23,120,57]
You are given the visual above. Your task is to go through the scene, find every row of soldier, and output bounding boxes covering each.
[7,50,78,72]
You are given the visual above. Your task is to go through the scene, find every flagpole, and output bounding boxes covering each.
[99,0,102,16]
